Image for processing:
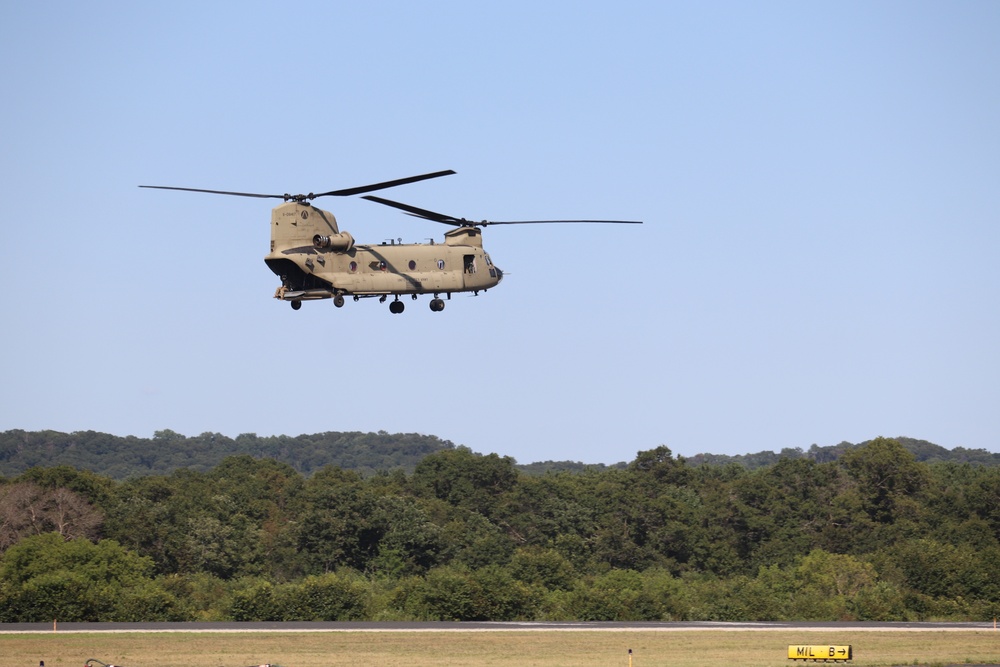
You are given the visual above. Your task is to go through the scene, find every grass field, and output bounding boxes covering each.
[2,630,998,667]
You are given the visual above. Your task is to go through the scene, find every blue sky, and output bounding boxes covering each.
[2,2,997,464]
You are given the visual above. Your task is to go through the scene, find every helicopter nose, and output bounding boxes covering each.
[494,266,503,282]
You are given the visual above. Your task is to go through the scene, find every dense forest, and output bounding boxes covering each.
[1,436,999,623]
[3,429,998,479]
[0,429,457,478]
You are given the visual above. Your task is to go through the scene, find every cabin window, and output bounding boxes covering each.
[408,260,417,270]
[464,255,477,274]
[349,261,357,272]
[437,259,445,270]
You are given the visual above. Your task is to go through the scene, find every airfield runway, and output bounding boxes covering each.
[1,620,996,633]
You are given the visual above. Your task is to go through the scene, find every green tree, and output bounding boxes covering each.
[789,549,878,620]
[629,446,689,485]
[412,447,518,518]
[729,458,848,570]
[840,437,929,525]
[407,565,537,621]
[276,572,367,620]
[889,538,1000,612]
[298,467,380,573]
[227,577,279,621]
[509,546,576,591]
[561,569,664,621]
[0,533,164,621]
[183,513,265,579]
[102,470,209,575]
[407,565,478,620]
[370,495,444,577]
[499,471,599,550]
[442,512,514,569]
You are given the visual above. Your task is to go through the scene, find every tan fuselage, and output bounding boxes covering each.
[263,201,501,300]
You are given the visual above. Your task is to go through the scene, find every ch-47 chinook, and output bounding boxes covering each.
[140,170,641,313]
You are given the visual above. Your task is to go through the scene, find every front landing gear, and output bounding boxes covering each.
[430,298,445,312]
[389,299,405,314]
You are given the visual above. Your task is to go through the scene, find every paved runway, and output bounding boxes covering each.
[1,620,996,633]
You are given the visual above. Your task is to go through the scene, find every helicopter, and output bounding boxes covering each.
[140,171,641,313]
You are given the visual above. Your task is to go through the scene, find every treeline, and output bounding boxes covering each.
[0,429,456,478]
[686,436,1000,469]
[4,429,998,481]
[1,437,999,622]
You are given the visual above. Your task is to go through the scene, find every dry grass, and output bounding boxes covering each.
[1,630,998,667]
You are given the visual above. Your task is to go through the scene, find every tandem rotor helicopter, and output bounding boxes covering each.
[140,170,641,314]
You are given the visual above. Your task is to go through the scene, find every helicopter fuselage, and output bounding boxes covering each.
[140,169,639,314]
[264,201,502,312]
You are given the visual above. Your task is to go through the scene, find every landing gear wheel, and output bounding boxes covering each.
[291,301,302,311]
[389,300,405,314]
[333,294,345,308]
[430,298,445,312]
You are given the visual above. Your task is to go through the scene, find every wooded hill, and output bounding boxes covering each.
[0,429,455,478]
[1,436,998,623]
[2,429,998,479]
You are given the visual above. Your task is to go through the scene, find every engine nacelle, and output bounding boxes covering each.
[313,232,354,252]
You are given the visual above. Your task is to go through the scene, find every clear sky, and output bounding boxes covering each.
[2,2,997,465]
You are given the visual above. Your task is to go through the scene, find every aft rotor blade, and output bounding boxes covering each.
[313,170,456,198]
[140,170,455,203]
[362,195,463,225]
[138,185,285,199]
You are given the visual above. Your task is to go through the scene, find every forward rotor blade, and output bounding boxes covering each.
[138,185,284,199]
[364,195,643,227]
[362,196,463,225]
[313,170,456,198]
[484,219,643,225]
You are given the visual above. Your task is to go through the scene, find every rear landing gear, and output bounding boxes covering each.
[291,301,302,311]
[333,294,345,308]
